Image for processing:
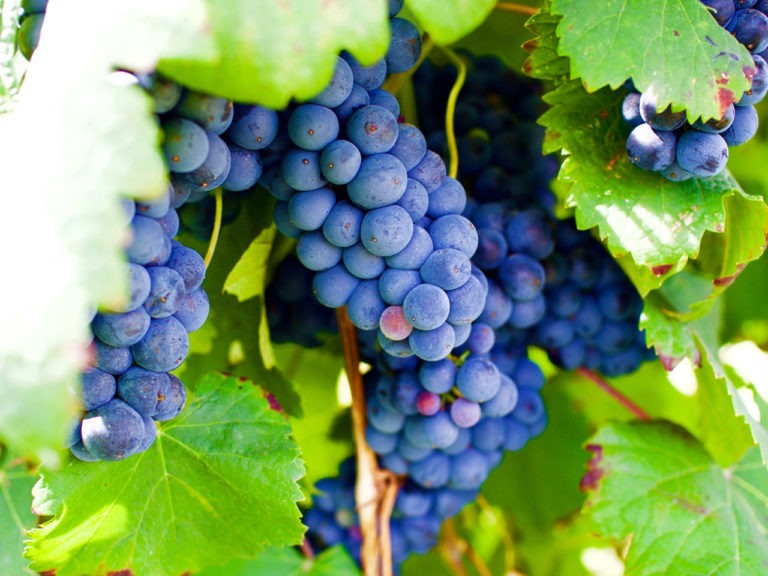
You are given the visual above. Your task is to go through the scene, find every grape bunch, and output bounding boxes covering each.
[72,182,209,462]
[623,0,768,179]
[260,3,488,364]
[303,458,480,571]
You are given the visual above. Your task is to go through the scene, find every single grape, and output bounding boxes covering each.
[676,130,729,177]
[162,118,210,173]
[131,316,190,372]
[81,399,145,461]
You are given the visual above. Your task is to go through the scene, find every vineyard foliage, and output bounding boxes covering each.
[2,0,768,575]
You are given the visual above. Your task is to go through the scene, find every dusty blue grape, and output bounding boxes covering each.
[729,8,768,53]
[385,225,433,270]
[92,308,151,348]
[403,284,450,330]
[117,367,169,417]
[313,264,361,307]
[429,215,478,258]
[288,187,337,232]
[389,123,427,171]
[723,104,759,145]
[310,56,354,108]
[297,230,343,271]
[320,139,362,185]
[127,216,171,266]
[288,104,340,151]
[408,150,447,192]
[132,316,190,372]
[368,89,401,119]
[162,118,210,173]
[456,357,500,402]
[347,280,387,330]
[179,131,232,192]
[93,340,133,375]
[676,130,729,177]
[378,268,422,305]
[427,177,466,218]
[361,204,414,257]
[154,374,187,421]
[281,149,328,191]
[176,91,234,135]
[420,248,471,291]
[144,267,186,318]
[626,123,677,171]
[173,288,210,332]
[221,144,262,191]
[342,242,386,279]
[408,323,455,361]
[346,105,399,155]
[81,399,145,461]
[639,91,686,131]
[81,368,117,411]
[333,84,371,123]
[228,104,280,150]
[387,17,422,73]
[322,201,363,248]
[498,254,546,301]
[348,153,408,209]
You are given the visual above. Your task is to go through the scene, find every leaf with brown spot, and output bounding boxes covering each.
[585,421,768,575]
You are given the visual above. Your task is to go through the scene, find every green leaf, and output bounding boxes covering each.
[452,3,541,73]
[0,458,37,575]
[0,0,23,110]
[179,194,303,417]
[521,4,570,81]
[26,373,306,576]
[273,343,351,487]
[158,0,390,108]
[696,347,754,467]
[195,545,360,576]
[541,80,752,290]
[550,0,752,121]
[584,421,768,575]
[406,0,496,45]
[0,0,215,462]
[224,225,277,302]
[699,337,768,465]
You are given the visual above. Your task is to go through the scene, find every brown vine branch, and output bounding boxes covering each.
[495,2,538,16]
[336,308,400,576]
[577,368,651,421]
[300,537,316,560]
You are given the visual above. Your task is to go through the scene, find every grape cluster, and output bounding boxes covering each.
[72,180,209,462]
[303,458,480,572]
[358,332,546,492]
[623,0,768,179]
[260,3,488,363]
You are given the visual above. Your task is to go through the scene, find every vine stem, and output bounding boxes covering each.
[577,368,651,421]
[495,2,538,16]
[300,537,316,560]
[440,46,467,180]
[336,308,399,576]
[203,188,223,268]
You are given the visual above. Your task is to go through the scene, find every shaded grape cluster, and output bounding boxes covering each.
[73,177,208,462]
[623,0,767,179]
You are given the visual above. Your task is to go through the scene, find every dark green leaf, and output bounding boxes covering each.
[26,373,305,576]
[550,0,752,121]
[584,421,768,575]
[158,0,390,108]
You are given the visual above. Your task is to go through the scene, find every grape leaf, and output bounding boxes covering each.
[541,80,757,292]
[224,225,277,302]
[698,336,768,465]
[521,3,569,81]
[195,545,360,576]
[0,0,215,463]
[158,0,389,109]
[584,421,768,575]
[26,373,306,576]
[0,0,23,110]
[406,0,496,45]
[179,194,303,417]
[0,458,37,575]
[696,347,755,468]
[452,2,541,72]
[550,0,753,122]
